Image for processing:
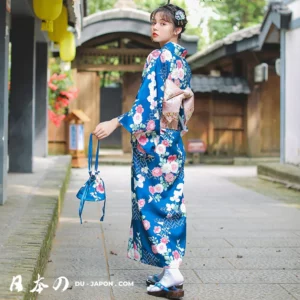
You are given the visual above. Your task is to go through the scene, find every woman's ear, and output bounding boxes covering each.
[175,27,182,35]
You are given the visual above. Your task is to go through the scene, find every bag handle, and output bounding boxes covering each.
[88,133,100,175]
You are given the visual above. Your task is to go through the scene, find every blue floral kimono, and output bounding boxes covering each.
[117,41,194,268]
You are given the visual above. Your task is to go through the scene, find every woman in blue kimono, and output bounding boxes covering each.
[93,3,194,299]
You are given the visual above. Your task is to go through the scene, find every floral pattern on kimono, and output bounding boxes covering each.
[118,41,193,268]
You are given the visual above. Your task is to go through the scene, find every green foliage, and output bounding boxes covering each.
[86,0,267,53]
[206,0,267,42]
[87,0,116,14]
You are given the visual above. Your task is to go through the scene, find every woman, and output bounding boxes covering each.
[93,2,194,299]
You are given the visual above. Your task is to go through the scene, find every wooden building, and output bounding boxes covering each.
[187,13,284,158]
[186,76,250,156]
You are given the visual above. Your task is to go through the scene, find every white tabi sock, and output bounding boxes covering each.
[148,268,164,282]
[147,268,184,292]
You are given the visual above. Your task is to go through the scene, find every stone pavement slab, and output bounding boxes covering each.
[37,165,300,300]
[0,156,72,300]
[194,269,300,284]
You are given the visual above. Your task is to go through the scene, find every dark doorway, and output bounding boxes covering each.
[100,87,122,148]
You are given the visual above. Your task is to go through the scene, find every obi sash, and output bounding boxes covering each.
[160,79,194,133]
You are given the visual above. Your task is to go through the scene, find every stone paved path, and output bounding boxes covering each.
[37,165,300,300]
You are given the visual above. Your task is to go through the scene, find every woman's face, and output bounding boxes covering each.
[151,12,179,45]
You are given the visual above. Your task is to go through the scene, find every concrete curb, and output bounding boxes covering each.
[257,162,300,190]
[1,156,72,300]
[24,158,71,300]
[24,157,72,300]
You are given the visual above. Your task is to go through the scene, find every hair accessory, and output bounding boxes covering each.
[175,10,185,26]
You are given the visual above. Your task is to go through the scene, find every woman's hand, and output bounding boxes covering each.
[93,118,120,139]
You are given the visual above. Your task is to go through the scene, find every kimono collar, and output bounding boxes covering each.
[161,41,188,58]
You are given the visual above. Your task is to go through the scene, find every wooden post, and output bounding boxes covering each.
[208,93,214,155]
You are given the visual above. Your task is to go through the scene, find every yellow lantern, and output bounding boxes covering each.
[33,0,63,32]
[59,32,76,62]
[48,6,68,43]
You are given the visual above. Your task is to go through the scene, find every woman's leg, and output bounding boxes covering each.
[147,266,184,292]
[147,268,165,283]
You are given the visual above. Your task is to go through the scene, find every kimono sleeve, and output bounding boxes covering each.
[117,49,169,138]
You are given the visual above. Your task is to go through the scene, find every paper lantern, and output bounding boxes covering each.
[59,32,76,62]
[48,6,68,43]
[33,0,63,32]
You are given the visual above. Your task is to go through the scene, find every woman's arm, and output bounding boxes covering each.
[93,48,169,140]
[93,117,120,140]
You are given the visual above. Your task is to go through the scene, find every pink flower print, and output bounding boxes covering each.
[143,220,150,230]
[160,52,166,63]
[167,155,177,163]
[146,120,155,131]
[138,199,145,209]
[162,163,172,174]
[182,49,188,57]
[134,250,140,260]
[172,250,180,260]
[168,74,172,80]
[171,69,179,79]
[96,183,105,193]
[149,186,155,195]
[160,237,169,244]
[135,129,144,134]
[165,173,175,183]
[154,226,161,234]
[133,113,142,124]
[176,60,183,69]
[138,134,148,146]
[162,140,169,147]
[154,184,163,193]
[151,244,158,254]
[136,104,144,114]
[156,242,167,254]
[170,161,178,173]
[137,143,146,154]
[133,242,137,250]
[178,68,184,80]
[155,144,166,155]
[152,50,160,58]
[129,227,133,237]
[152,167,162,177]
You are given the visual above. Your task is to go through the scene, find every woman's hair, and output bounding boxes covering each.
[150,4,188,40]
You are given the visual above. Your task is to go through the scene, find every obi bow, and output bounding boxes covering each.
[161,79,194,132]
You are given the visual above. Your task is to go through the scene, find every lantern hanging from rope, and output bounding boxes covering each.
[33,0,63,32]
[48,6,68,43]
[59,31,76,62]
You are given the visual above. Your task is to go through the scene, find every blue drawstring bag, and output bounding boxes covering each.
[76,133,106,224]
